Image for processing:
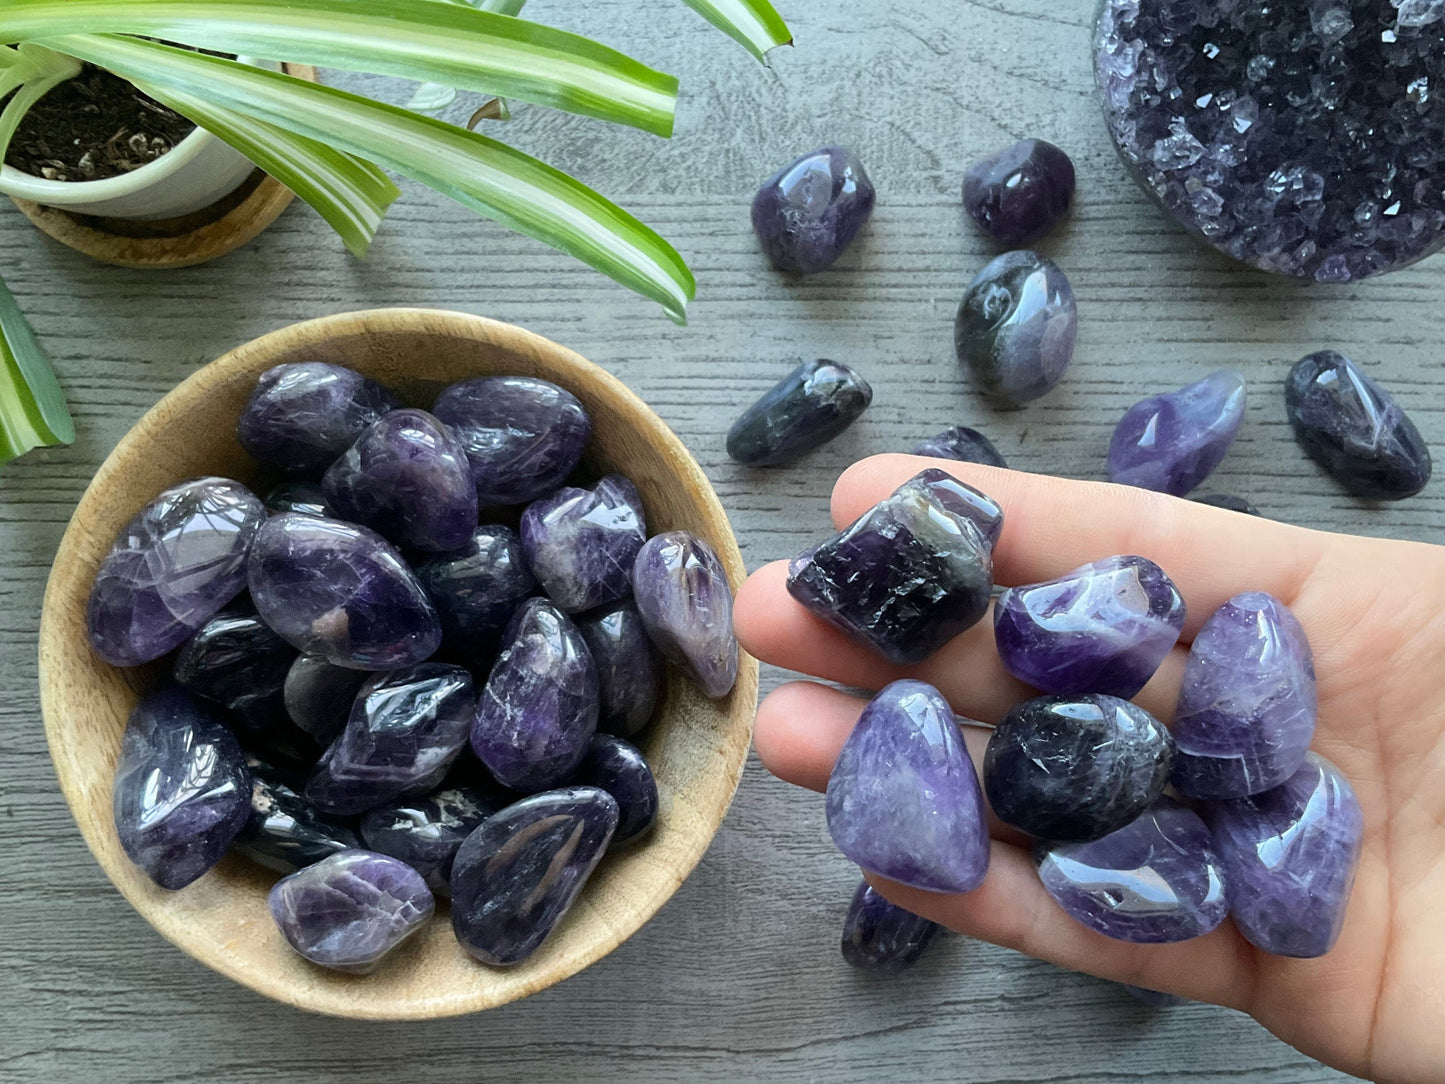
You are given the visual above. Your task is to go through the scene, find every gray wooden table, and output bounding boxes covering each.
[3,1,1437,1080]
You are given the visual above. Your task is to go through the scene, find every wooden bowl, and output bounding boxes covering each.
[38,308,758,1019]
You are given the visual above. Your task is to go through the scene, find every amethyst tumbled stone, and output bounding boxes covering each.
[263,479,332,518]
[416,524,537,655]
[282,655,369,745]
[360,786,499,895]
[827,680,990,894]
[248,514,441,670]
[955,251,1077,408]
[726,359,873,466]
[984,694,1175,842]
[112,686,252,890]
[432,376,590,506]
[788,469,1000,666]
[1108,371,1247,496]
[573,734,658,845]
[963,138,1076,246]
[1172,592,1316,799]
[1286,351,1432,501]
[234,760,360,873]
[173,609,296,729]
[520,475,646,613]
[1205,753,1363,958]
[1193,493,1261,516]
[993,555,1186,698]
[752,146,876,275]
[450,787,619,966]
[576,602,662,737]
[322,409,479,552]
[88,477,265,667]
[631,531,738,699]
[269,849,434,974]
[1036,797,1229,943]
[911,426,1008,467]
[841,880,942,976]
[471,598,599,791]
[238,362,397,474]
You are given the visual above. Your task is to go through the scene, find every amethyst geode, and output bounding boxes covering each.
[1096,0,1445,281]
[632,531,738,699]
[238,362,398,474]
[841,881,942,975]
[752,146,876,274]
[520,475,647,613]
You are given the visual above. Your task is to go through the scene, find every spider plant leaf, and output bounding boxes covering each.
[675,0,793,62]
[408,0,529,114]
[0,273,74,469]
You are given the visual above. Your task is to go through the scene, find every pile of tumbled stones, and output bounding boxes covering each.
[92,361,739,974]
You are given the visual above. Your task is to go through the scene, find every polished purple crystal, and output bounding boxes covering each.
[1123,985,1187,1008]
[955,251,1077,408]
[269,849,434,974]
[841,880,942,975]
[911,426,1008,467]
[963,138,1077,245]
[416,524,536,655]
[1193,493,1261,516]
[1036,797,1229,943]
[263,479,332,518]
[826,680,990,894]
[1205,753,1363,958]
[1172,592,1316,798]
[471,598,599,791]
[432,376,591,506]
[322,409,479,552]
[359,786,499,894]
[236,718,325,791]
[1286,351,1432,500]
[572,734,657,845]
[632,531,738,699]
[247,514,441,670]
[520,476,646,613]
[576,602,661,737]
[751,146,876,274]
[112,686,252,890]
[1108,371,1248,496]
[726,359,873,466]
[984,694,1175,842]
[88,477,265,667]
[788,469,1000,666]
[450,787,619,966]
[238,362,398,473]
[234,759,360,873]
[282,654,369,745]
[993,555,1186,698]
[173,609,296,729]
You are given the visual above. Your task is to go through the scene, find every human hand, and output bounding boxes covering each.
[733,454,1445,1084]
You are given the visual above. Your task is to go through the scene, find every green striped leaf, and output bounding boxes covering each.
[677,0,793,62]
[0,273,74,469]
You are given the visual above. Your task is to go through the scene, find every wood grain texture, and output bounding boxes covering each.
[1,0,1437,1078]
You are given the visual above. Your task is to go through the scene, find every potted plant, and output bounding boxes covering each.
[0,0,793,466]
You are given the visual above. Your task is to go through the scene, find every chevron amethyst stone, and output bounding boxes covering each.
[963,138,1077,246]
[416,524,537,656]
[238,362,398,474]
[726,359,873,466]
[521,475,647,613]
[360,786,499,894]
[911,426,1008,467]
[752,146,876,274]
[1108,371,1247,496]
[282,655,369,745]
[263,480,332,518]
[955,251,1077,408]
[840,881,942,975]
[235,760,360,873]
[632,531,738,699]
[173,609,296,730]
[572,734,658,845]
[576,602,661,737]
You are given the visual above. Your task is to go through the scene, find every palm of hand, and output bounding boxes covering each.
[733,455,1445,1084]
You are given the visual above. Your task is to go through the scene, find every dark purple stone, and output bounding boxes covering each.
[416,524,537,656]
[234,759,360,873]
[264,479,332,518]
[726,359,873,466]
[826,680,990,894]
[751,145,876,274]
[1172,591,1316,799]
[1193,493,1261,516]
[432,376,591,506]
[963,138,1077,245]
[576,602,662,738]
[520,476,647,613]
[1096,0,1445,282]
[1286,350,1432,500]
[955,251,1077,408]
[1108,371,1247,496]
[238,362,398,474]
[632,531,738,699]
[112,686,252,890]
[1036,797,1229,943]
[88,477,265,667]
[572,734,658,845]
[173,609,296,729]
[992,555,1186,698]
[322,409,479,552]
[359,786,499,894]
[450,787,619,966]
[282,654,369,745]
[911,426,1008,467]
[269,849,434,973]
[236,718,325,791]
[1205,753,1363,958]
[471,598,599,791]
[247,514,441,670]
[1122,985,1187,1008]
[840,881,942,975]
[306,664,475,815]
[984,694,1175,842]
[788,469,1000,666]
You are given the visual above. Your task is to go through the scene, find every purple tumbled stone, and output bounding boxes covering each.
[1036,797,1229,943]
[631,531,738,699]
[450,786,619,966]
[432,376,591,506]
[1122,985,1187,1008]
[1193,493,1261,516]
[234,760,360,873]
[788,469,1001,666]
[963,138,1077,246]
[1205,753,1363,958]
[572,734,658,845]
[416,524,537,656]
[726,359,873,466]
[282,654,369,745]
[993,555,1186,698]
[1172,591,1316,799]
[840,880,942,976]
[471,598,599,791]
[306,663,475,815]
[173,609,296,730]
[1107,371,1247,496]
[911,426,1008,467]
[112,686,252,890]
[751,146,876,275]
[269,849,434,973]
[322,409,478,553]
[826,680,990,894]
[238,362,398,474]
[576,602,662,738]
[263,479,332,518]
[955,251,1077,408]
[88,477,266,667]
[359,786,500,895]
[520,475,647,613]
[247,514,441,670]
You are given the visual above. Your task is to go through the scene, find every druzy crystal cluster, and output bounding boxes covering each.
[93,360,739,974]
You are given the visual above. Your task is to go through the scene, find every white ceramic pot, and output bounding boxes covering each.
[0,59,280,220]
